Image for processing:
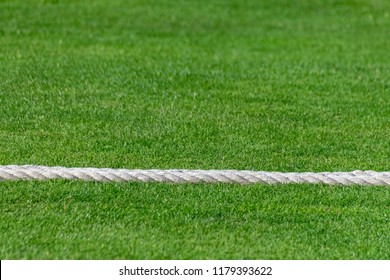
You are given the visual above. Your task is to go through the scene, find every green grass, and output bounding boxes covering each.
[1,181,389,259]
[1,0,390,259]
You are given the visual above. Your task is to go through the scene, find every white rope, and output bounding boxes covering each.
[0,165,390,185]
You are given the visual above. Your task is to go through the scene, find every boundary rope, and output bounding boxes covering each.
[1,165,390,185]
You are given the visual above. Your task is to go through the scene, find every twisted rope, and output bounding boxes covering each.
[0,165,390,185]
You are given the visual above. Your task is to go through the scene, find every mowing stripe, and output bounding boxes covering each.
[1,165,390,185]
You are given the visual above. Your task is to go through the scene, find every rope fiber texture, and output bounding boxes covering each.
[1,165,390,185]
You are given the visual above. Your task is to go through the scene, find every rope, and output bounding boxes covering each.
[0,165,390,185]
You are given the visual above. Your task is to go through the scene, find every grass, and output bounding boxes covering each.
[1,0,390,259]
[1,181,389,259]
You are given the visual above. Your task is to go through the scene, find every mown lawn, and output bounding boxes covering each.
[1,0,389,259]
[1,181,389,259]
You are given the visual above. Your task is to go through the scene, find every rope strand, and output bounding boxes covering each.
[1,165,390,185]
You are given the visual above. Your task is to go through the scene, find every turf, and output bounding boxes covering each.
[1,181,389,259]
[1,0,390,259]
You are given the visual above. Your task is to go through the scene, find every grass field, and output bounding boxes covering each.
[1,0,390,259]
